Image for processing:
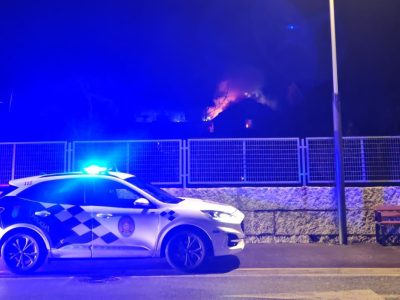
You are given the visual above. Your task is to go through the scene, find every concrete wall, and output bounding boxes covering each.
[165,187,400,244]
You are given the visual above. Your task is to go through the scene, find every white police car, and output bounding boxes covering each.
[0,166,245,274]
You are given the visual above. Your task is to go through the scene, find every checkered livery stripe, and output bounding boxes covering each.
[38,202,119,248]
[160,210,176,221]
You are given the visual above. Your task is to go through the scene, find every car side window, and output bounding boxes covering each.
[18,179,85,205]
[87,178,143,208]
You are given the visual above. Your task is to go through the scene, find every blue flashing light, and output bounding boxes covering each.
[287,24,296,30]
[83,165,108,175]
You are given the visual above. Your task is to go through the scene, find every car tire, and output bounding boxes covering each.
[1,231,47,275]
[165,230,208,272]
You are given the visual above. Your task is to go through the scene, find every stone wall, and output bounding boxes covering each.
[165,187,400,244]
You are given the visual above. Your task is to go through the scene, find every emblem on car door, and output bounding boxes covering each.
[118,216,135,237]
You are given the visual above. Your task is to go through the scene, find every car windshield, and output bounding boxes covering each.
[125,177,182,204]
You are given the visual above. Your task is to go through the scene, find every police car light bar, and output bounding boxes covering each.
[83,165,108,175]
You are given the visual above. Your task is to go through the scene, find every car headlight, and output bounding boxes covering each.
[201,210,239,224]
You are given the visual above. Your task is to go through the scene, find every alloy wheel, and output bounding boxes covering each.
[167,231,206,271]
[3,234,40,272]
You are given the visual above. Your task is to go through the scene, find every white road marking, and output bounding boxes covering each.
[235,268,400,276]
[2,267,400,279]
[238,267,400,273]
[223,289,385,300]
[122,268,400,278]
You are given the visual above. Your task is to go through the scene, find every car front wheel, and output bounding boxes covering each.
[165,230,208,272]
[1,232,46,274]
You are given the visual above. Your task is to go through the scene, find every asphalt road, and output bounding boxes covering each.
[1,244,400,300]
[1,268,400,300]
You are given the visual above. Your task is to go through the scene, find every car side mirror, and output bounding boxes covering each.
[133,198,150,207]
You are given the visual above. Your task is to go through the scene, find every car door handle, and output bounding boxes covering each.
[96,213,113,219]
[35,210,51,217]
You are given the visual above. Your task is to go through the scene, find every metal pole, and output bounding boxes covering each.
[329,0,347,244]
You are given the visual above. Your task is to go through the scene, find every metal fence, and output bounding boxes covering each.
[188,138,301,185]
[72,140,182,185]
[1,137,400,186]
[306,136,400,183]
[0,142,67,184]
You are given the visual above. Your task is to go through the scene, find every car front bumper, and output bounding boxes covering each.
[210,223,245,256]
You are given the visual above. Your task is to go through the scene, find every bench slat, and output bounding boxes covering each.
[375,205,400,211]
[378,221,400,225]
[380,211,400,218]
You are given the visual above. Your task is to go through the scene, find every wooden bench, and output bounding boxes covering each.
[375,204,400,245]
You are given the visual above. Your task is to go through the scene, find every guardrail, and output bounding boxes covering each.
[1,136,399,186]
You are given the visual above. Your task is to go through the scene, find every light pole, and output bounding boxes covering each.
[329,0,347,245]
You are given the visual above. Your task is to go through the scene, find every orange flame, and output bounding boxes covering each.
[205,81,242,121]
[205,80,276,121]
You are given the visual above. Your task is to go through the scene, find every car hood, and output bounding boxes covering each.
[177,197,237,214]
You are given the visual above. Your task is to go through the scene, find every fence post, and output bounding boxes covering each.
[66,142,71,172]
[70,142,75,172]
[126,143,130,173]
[11,144,16,180]
[182,140,187,188]
[242,140,247,182]
[360,139,367,181]
[300,139,307,186]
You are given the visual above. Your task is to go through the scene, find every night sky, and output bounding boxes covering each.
[0,0,399,140]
